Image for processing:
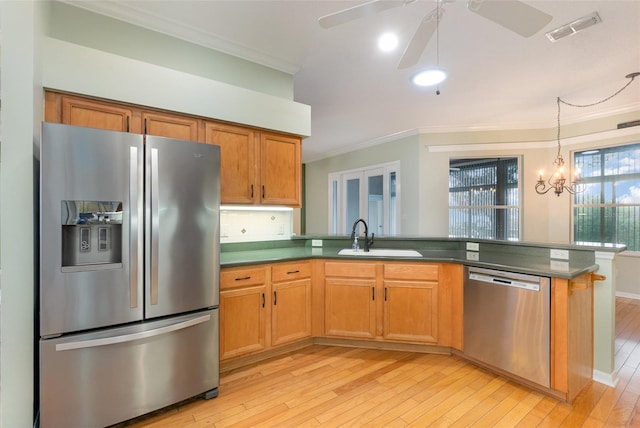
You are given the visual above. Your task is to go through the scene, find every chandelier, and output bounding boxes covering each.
[536,72,640,197]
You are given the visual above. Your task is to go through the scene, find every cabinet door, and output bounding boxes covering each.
[220,285,267,360]
[383,280,438,343]
[325,278,376,339]
[59,94,133,132]
[272,279,311,346]
[142,111,200,142]
[260,132,301,207]
[204,122,257,204]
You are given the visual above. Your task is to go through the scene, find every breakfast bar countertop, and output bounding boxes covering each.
[219,236,621,279]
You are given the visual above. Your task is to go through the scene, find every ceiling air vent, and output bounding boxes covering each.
[545,12,602,42]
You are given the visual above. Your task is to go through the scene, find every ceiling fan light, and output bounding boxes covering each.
[412,69,447,87]
[378,32,399,52]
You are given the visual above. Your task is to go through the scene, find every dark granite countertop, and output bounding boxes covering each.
[220,237,606,279]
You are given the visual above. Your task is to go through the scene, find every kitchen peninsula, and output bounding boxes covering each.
[219,237,623,404]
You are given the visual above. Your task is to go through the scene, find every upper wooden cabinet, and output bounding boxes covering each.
[44,91,303,207]
[204,122,302,207]
[259,132,301,206]
[45,92,134,132]
[142,111,200,141]
[203,122,257,204]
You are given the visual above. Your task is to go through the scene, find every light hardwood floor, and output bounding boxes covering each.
[122,297,640,427]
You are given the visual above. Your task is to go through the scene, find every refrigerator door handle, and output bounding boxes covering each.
[55,314,211,352]
[129,146,142,309]
[148,147,160,305]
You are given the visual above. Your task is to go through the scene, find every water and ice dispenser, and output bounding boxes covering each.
[61,200,123,271]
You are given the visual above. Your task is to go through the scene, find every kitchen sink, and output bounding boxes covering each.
[338,248,422,257]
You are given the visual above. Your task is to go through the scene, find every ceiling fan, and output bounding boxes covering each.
[319,0,553,69]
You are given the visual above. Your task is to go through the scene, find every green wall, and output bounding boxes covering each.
[305,134,421,235]
[48,2,293,99]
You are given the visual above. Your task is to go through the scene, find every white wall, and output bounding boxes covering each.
[1,2,48,426]
[617,253,640,298]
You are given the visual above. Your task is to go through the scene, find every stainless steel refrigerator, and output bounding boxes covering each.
[39,123,220,428]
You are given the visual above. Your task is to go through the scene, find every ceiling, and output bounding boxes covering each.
[64,0,640,162]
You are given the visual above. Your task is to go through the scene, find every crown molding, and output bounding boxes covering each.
[426,125,640,153]
[61,1,300,74]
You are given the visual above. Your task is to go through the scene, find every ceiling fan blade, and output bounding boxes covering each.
[398,8,440,69]
[319,0,405,29]
[467,0,553,37]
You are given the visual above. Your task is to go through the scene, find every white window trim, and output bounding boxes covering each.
[328,161,401,235]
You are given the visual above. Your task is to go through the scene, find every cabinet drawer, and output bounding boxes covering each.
[325,261,376,278]
[271,261,311,282]
[383,263,439,281]
[220,266,267,290]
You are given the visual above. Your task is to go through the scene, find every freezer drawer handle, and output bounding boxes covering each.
[55,314,211,352]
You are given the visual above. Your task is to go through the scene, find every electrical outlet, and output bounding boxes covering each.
[312,239,323,247]
[550,249,569,260]
[550,260,569,271]
[466,242,479,251]
[466,251,479,261]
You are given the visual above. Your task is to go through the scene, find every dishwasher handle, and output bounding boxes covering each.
[469,272,540,291]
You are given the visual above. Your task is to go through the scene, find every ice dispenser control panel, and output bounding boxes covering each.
[61,200,123,270]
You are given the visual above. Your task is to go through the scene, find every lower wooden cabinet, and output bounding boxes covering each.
[220,266,268,360]
[220,261,311,361]
[220,284,267,360]
[325,277,377,339]
[220,259,461,363]
[382,263,440,343]
[323,261,445,344]
[324,262,377,339]
[271,262,312,346]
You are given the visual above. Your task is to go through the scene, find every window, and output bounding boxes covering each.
[449,157,520,240]
[574,143,640,251]
[329,162,400,235]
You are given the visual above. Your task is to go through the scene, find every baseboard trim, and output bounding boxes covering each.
[220,338,314,373]
[593,369,619,387]
[616,291,640,300]
[313,337,452,355]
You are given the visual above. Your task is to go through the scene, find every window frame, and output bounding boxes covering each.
[572,142,640,253]
[328,161,401,236]
[448,156,522,240]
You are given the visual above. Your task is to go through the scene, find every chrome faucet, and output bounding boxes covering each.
[350,218,375,252]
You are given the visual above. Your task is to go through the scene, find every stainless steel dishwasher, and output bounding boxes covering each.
[464,266,551,387]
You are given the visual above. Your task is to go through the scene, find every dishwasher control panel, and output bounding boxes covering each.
[468,272,540,291]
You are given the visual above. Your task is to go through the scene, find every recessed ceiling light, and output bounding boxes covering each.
[412,69,447,87]
[378,32,398,52]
